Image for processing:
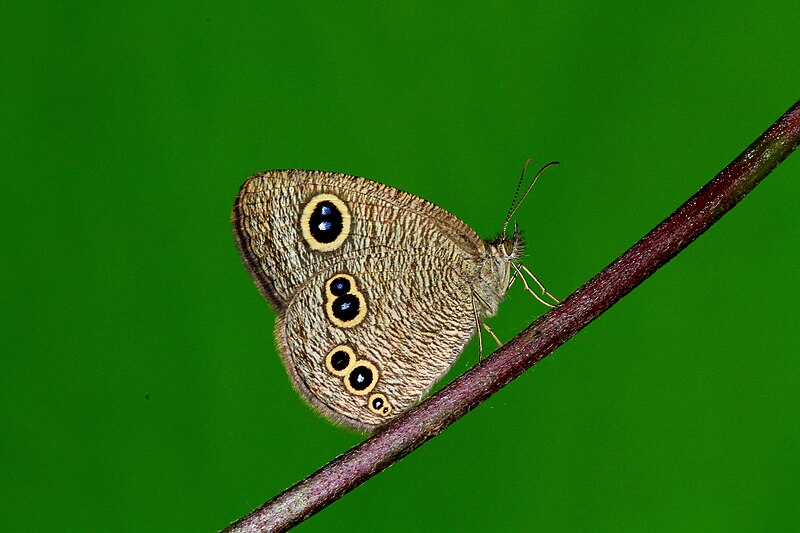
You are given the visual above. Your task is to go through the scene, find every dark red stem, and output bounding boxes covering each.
[223,100,800,533]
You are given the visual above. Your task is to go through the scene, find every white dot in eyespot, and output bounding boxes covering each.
[318,221,332,231]
[320,205,331,215]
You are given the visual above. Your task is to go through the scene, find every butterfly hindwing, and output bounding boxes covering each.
[281,250,476,429]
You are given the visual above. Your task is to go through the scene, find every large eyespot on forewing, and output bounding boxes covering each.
[300,193,351,251]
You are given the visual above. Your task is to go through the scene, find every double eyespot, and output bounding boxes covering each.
[324,345,377,395]
[368,393,392,417]
[301,193,351,251]
[324,345,393,417]
[324,274,367,328]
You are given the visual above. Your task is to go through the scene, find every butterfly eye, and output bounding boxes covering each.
[344,360,378,395]
[368,393,393,417]
[325,345,356,376]
[301,194,351,251]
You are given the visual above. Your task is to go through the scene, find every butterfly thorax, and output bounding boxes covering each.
[473,232,524,317]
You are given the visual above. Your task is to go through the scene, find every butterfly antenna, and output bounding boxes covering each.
[502,160,559,237]
[502,158,533,237]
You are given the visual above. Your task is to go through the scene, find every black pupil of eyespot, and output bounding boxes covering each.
[372,397,383,409]
[308,200,343,244]
[332,294,360,321]
[348,366,373,391]
[330,277,350,296]
[330,350,350,371]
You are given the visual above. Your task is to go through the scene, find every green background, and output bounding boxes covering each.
[3,2,798,531]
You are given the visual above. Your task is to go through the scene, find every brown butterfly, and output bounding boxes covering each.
[232,164,557,432]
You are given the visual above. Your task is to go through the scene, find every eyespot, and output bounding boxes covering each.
[324,274,367,328]
[325,274,356,298]
[324,345,356,376]
[332,294,360,321]
[368,393,392,417]
[344,360,378,395]
[328,276,351,296]
[300,193,351,251]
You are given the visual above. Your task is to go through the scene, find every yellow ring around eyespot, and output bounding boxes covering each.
[324,345,357,377]
[368,392,392,416]
[324,274,367,328]
[343,359,379,396]
[300,193,351,252]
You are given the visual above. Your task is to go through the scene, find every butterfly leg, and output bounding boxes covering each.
[510,262,557,308]
[471,293,485,362]
[520,263,560,304]
[482,322,502,347]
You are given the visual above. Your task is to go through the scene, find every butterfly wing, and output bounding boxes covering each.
[233,169,487,431]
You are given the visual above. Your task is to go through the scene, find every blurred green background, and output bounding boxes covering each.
[2,2,798,531]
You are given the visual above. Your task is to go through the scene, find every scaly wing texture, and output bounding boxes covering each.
[233,170,487,430]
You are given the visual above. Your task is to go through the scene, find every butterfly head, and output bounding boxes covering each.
[495,221,525,261]
[476,226,525,316]
[492,222,524,290]
[483,159,557,310]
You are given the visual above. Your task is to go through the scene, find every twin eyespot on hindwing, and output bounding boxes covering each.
[324,274,367,327]
[301,192,392,419]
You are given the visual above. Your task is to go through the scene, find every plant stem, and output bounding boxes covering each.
[223,100,800,533]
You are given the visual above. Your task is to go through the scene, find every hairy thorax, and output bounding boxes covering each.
[472,234,523,317]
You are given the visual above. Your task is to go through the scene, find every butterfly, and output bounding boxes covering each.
[232,163,557,432]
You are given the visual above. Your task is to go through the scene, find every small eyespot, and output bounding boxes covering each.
[368,393,392,416]
[301,194,351,251]
[344,360,378,395]
[330,350,350,371]
[328,276,351,296]
[324,345,356,376]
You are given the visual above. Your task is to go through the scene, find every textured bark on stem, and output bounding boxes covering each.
[224,100,800,533]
